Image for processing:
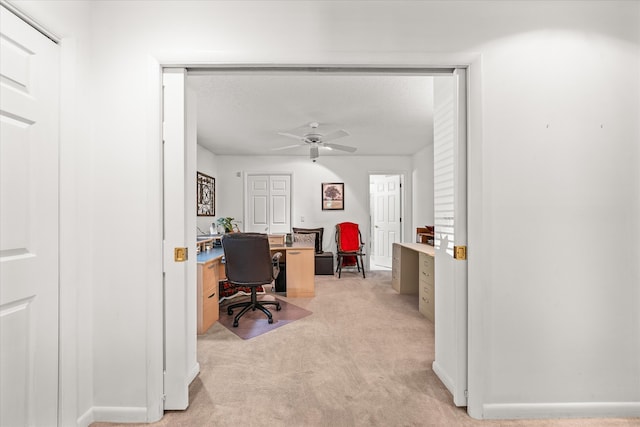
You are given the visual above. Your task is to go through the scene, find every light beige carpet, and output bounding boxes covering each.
[93,271,638,427]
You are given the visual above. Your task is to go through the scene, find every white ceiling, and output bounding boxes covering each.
[188,73,434,158]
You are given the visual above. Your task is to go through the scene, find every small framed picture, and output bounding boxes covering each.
[197,172,215,216]
[322,182,344,210]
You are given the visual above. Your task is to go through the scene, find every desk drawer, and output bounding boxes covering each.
[202,260,218,294]
[419,252,434,285]
[202,288,219,332]
[268,234,285,246]
[419,282,434,321]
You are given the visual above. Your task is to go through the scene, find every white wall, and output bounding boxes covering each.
[412,145,435,234]
[12,0,640,423]
[213,155,413,254]
[196,145,218,234]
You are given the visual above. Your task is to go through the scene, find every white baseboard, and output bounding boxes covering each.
[76,408,94,427]
[432,361,455,397]
[83,406,148,424]
[188,362,200,385]
[483,401,640,419]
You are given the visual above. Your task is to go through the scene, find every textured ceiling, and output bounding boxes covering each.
[188,73,434,158]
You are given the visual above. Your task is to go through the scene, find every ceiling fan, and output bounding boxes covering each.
[272,122,357,160]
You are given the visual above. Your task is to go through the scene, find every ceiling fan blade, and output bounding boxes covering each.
[271,143,305,151]
[321,129,349,142]
[310,145,319,159]
[323,142,357,153]
[277,132,304,141]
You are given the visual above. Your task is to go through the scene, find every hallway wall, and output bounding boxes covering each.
[14,0,640,423]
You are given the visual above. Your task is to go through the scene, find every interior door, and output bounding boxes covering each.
[246,175,269,232]
[162,68,198,410]
[370,174,401,268]
[0,6,60,426]
[245,174,291,234]
[432,70,468,406]
[268,175,291,234]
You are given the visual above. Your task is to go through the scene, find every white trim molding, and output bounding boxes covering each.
[483,402,640,420]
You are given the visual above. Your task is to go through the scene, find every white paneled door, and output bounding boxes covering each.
[0,6,60,426]
[370,174,401,268]
[245,174,291,234]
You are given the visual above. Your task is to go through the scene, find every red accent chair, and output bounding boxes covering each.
[335,222,366,278]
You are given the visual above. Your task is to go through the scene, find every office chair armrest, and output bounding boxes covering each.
[272,251,283,279]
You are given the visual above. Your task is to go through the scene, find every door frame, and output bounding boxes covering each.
[149,55,484,420]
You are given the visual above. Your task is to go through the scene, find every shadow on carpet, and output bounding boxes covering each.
[218,296,312,339]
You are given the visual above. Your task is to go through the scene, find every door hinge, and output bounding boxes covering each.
[464,389,469,398]
[454,245,467,260]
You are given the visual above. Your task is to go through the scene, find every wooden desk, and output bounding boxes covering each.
[269,242,315,298]
[392,242,435,321]
[196,241,315,334]
[196,247,224,334]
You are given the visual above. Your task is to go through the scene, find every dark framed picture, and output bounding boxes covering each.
[197,172,215,216]
[322,182,344,210]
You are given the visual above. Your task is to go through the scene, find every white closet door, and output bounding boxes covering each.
[269,175,291,234]
[245,174,291,234]
[246,175,270,232]
[0,6,60,426]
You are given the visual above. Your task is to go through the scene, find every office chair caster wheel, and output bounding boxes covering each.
[268,318,273,324]
[233,321,238,327]
[227,308,234,315]
[276,305,282,311]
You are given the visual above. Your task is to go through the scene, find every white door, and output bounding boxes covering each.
[0,6,60,426]
[370,174,401,268]
[432,70,468,406]
[245,174,291,234]
[162,69,198,410]
[246,175,269,232]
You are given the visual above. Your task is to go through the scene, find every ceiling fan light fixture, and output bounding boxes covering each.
[274,122,355,159]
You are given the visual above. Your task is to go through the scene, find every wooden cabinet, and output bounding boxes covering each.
[391,243,419,294]
[283,248,315,298]
[391,244,401,291]
[419,252,435,321]
[197,258,222,334]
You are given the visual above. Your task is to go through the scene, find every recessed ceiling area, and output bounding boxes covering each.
[188,73,434,157]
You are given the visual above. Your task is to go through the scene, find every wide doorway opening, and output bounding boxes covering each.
[161,65,470,416]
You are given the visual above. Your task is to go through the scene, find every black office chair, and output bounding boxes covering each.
[222,233,282,327]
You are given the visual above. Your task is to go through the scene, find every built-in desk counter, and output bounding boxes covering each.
[392,242,435,322]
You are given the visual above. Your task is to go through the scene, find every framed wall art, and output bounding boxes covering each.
[196,171,215,216]
[322,182,344,210]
